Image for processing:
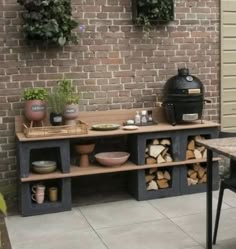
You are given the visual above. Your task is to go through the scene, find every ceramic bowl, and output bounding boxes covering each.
[95,152,130,167]
[32,161,57,174]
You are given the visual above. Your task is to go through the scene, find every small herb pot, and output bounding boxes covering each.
[50,112,63,126]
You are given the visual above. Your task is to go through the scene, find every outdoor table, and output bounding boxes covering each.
[197,137,236,249]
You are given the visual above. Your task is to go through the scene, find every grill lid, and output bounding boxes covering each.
[164,68,204,97]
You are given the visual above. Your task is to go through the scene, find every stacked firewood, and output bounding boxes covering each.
[186,135,207,160]
[145,138,173,164]
[187,163,207,185]
[145,168,171,190]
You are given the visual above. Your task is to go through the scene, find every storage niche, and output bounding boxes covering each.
[128,167,180,201]
[20,178,71,216]
[180,162,219,195]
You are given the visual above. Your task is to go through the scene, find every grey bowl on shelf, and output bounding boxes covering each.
[95,152,130,167]
[32,161,57,174]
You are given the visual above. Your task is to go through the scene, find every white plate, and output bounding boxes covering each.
[122,125,139,130]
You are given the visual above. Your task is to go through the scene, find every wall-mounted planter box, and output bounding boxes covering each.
[132,0,174,25]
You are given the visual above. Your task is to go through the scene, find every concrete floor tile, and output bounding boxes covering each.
[5,209,90,244]
[79,199,165,229]
[97,219,199,249]
[213,238,236,249]
[171,208,236,245]
[9,229,107,249]
[149,192,230,218]
[213,189,236,207]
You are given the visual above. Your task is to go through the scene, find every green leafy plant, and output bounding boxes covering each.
[58,79,80,104]
[47,90,66,114]
[17,0,78,46]
[23,87,48,100]
[135,0,174,32]
[0,193,7,216]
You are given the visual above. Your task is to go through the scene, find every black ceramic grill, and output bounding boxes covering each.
[162,68,204,126]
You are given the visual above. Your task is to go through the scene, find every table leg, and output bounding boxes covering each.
[206,149,213,249]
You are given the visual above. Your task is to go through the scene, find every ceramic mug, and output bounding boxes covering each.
[31,193,44,204]
[32,184,45,194]
[49,187,58,202]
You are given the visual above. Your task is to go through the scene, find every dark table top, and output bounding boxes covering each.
[197,137,236,161]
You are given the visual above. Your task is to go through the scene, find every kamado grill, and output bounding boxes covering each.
[162,68,208,126]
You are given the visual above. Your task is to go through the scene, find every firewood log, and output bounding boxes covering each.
[156,170,164,180]
[147,180,158,190]
[189,172,198,180]
[157,154,166,164]
[186,150,195,160]
[193,163,200,172]
[149,168,157,174]
[194,135,205,141]
[152,139,160,145]
[161,147,169,157]
[164,154,173,162]
[197,165,206,179]
[202,149,207,158]
[156,179,169,188]
[187,177,192,186]
[197,146,205,153]
[163,170,171,180]
[187,169,195,177]
[149,145,165,158]
[146,157,156,165]
[145,174,155,183]
[188,139,195,151]
[199,173,207,183]
[189,178,198,185]
[160,139,171,146]
[194,149,202,159]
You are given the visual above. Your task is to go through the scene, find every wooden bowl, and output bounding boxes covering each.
[95,152,130,167]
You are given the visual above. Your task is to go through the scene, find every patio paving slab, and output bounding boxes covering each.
[171,207,236,245]
[79,199,165,229]
[149,192,230,218]
[5,209,90,245]
[96,219,200,249]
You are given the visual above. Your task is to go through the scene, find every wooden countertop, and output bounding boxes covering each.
[16,120,220,142]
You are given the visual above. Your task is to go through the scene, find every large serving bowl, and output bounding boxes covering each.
[32,161,57,174]
[95,152,130,167]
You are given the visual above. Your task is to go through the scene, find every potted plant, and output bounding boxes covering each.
[58,79,80,125]
[23,87,48,126]
[17,0,78,46]
[132,0,174,32]
[47,90,66,126]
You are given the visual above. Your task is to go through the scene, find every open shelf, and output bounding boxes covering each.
[21,158,221,182]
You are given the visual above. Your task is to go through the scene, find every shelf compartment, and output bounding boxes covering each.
[20,178,71,216]
[179,162,219,195]
[128,167,180,201]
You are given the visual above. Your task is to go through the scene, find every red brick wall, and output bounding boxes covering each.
[0,0,220,185]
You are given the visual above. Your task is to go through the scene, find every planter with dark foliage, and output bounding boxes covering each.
[17,0,78,46]
[132,0,174,32]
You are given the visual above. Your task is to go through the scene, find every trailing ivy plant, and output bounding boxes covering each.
[136,0,174,32]
[17,0,78,46]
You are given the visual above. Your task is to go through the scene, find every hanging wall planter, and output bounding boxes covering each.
[132,0,174,32]
[17,0,78,46]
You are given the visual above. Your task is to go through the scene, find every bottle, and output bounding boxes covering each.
[147,110,153,122]
[135,111,141,125]
[141,110,148,124]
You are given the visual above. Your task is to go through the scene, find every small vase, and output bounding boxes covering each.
[50,112,63,126]
[64,104,79,125]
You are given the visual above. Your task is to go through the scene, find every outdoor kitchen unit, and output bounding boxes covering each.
[162,68,204,126]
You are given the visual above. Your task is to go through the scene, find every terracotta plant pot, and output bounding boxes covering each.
[63,104,79,125]
[74,143,95,167]
[24,100,46,123]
